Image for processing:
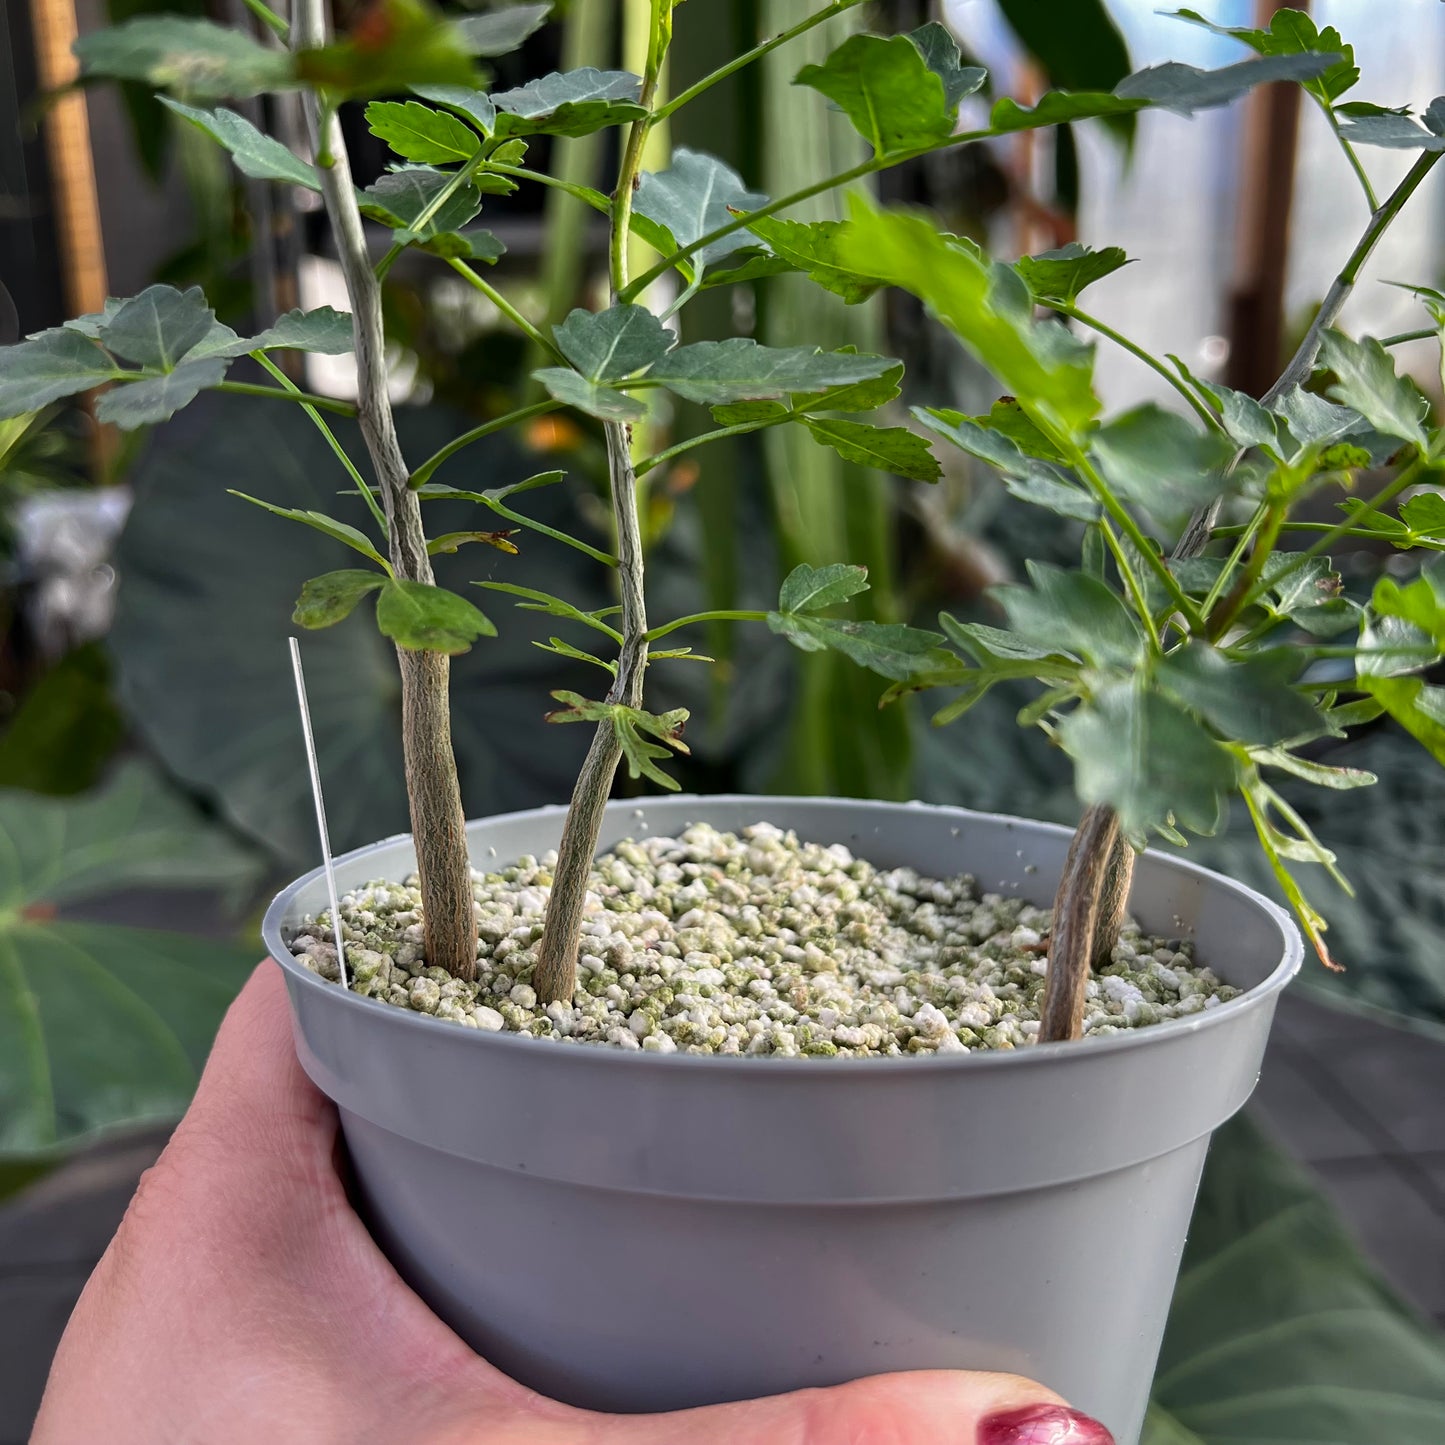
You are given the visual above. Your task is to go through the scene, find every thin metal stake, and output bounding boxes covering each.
[290,637,348,989]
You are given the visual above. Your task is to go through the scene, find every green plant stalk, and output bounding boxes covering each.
[480,498,618,568]
[1207,503,1286,639]
[633,413,792,475]
[446,257,566,362]
[253,352,388,533]
[1315,97,1379,212]
[241,0,289,41]
[410,400,560,487]
[645,609,767,642]
[533,1,670,1007]
[295,0,477,981]
[212,379,358,415]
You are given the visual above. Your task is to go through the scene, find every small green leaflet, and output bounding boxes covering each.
[455,3,551,58]
[546,692,689,791]
[228,492,389,567]
[745,216,883,305]
[1114,52,1341,116]
[533,368,646,423]
[778,562,870,613]
[293,570,386,628]
[803,418,940,482]
[191,306,355,359]
[1370,559,1445,648]
[74,15,294,100]
[365,100,481,164]
[94,359,228,428]
[1318,330,1430,453]
[0,329,118,419]
[648,340,896,406]
[990,90,1144,133]
[969,398,1066,460]
[1337,98,1445,151]
[795,33,957,157]
[1157,642,1323,746]
[552,304,675,382]
[413,84,496,135]
[360,168,482,240]
[375,579,495,653]
[101,285,215,370]
[477,581,620,639]
[1090,403,1235,518]
[907,21,987,111]
[993,561,1144,669]
[161,100,319,189]
[633,149,767,274]
[1362,675,1445,766]
[419,228,506,263]
[1169,8,1359,102]
[491,68,646,138]
[1014,243,1131,306]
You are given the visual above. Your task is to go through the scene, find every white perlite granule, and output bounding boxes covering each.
[290,822,1238,1056]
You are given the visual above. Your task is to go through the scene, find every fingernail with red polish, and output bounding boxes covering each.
[978,1403,1116,1445]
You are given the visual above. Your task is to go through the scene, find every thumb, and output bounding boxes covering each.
[594,1370,1114,1444]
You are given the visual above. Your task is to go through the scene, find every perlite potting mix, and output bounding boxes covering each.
[290,822,1237,1056]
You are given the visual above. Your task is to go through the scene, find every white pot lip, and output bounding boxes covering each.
[265,793,1305,1076]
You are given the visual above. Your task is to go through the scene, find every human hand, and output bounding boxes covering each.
[33,962,1113,1445]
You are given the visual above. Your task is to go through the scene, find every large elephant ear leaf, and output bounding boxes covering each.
[0,763,264,1199]
[1145,1113,1445,1442]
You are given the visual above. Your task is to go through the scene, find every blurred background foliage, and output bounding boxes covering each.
[4,1,1445,1431]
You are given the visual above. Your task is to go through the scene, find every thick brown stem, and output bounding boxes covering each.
[1040,804,1129,1043]
[296,0,476,979]
[535,424,648,1003]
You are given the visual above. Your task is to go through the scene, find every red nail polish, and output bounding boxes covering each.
[978,1403,1116,1445]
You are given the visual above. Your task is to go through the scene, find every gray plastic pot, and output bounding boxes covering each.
[264,795,1301,1444]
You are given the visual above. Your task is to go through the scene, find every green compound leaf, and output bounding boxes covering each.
[160,99,320,189]
[292,570,386,629]
[794,32,956,157]
[745,216,884,305]
[1318,330,1431,453]
[375,579,496,654]
[552,304,675,382]
[1061,681,1238,842]
[492,68,646,138]
[1146,1113,1445,1444]
[0,329,118,419]
[360,167,483,240]
[1090,403,1236,518]
[365,99,481,164]
[778,561,870,614]
[99,284,215,369]
[532,367,646,423]
[1157,642,1323,746]
[228,492,388,568]
[74,15,294,100]
[1015,242,1131,306]
[546,692,690,792]
[648,339,895,406]
[633,149,768,275]
[842,203,1100,437]
[993,560,1145,670]
[455,2,551,57]
[1169,7,1359,102]
[95,358,230,428]
[802,417,940,482]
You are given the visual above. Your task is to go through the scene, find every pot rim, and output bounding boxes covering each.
[264,793,1303,1076]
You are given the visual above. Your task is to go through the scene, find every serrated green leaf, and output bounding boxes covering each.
[939,617,1076,667]
[365,100,481,164]
[160,99,319,189]
[797,360,905,414]
[1115,52,1340,117]
[971,397,1067,460]
[418,227,506,262]
[767,613,954,682]
[477,580,619,638]
[552,304,674,382]
[296,0,479,97]
[95,358,230,428]
[492,68,646,138]
[74,15,294,100]
[1090,403,1235,518]
[0,329,119,419]
[1003,470,1101,522]
[455,2,551,57]
[228,491,388,567]
[1158,642,1322,745]
[633,149,767,275]
[546,693,689,791]
[1362,674,1445,766]
[1357,612,1438,678]
[535,636,615,675]
[1264,556,1353,635]
[1062,681,1237,841]
[795,33,956,157]
[360,167,482,240]
[842,204,1099,436]
[649,339,893,405]
[1401,491,1445,542]
[194,306,355,359]
[744,216,883,305]
[802,417,940,482]
[990,90,1145,134]
[100,284,215,370]
[709,400,789,427]
[1371,561,1445,649]
[778,561,869,614]
[293,570,386,628]
[1015,243,1130,305]
[1318,330,1430,452]
[907,21,988,111]
[1337,100,1445,151]
[533,367,646,422]
[993,560,1144,668]
[412,84,496,135]
[1272,385,1361,452]
[376,578,495,653]
[1169,7,1359,102]
[1211,382,1281,452]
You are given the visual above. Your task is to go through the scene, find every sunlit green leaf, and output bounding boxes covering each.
[778,561,869,614]
[412,83,496,135]
[648,339,894,405]
[100,284,215,370]
[1015,243,1131,306]
[1169,8,1358,102]
[1318,330,1430,452]
[552,304,675,382]
[360,167,483,240]
[802,417,940,481]
[365,99,481,164]
[1115,52,1341,116]
[492,68,646,138]
[193,306,355,359]
[633,148,768,275]
[745,216,883,305]
[375,579,495,653]
[1337,99,1445,151]
[908,21,987,111]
